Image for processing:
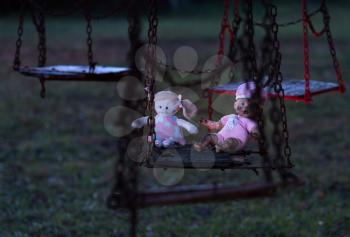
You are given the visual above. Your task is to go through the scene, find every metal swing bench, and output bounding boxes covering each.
[206,0,345,108]
[17,65,131,81]
[143,144,260,170]
[208,78,343,102]
[206,78,344,119]
[13,0,134,97]
[143,0,346,171]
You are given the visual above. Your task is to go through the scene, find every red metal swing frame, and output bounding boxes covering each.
[206,0,345,119]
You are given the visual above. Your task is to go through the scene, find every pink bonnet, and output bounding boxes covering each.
[236,81,267,100]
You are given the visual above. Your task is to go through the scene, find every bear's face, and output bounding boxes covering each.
[155,99,180,116]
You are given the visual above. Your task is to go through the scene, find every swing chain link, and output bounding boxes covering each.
[239,0,257,78]
[253,5,322,28]
[240,0,272,180]
[36,12,46,67]
[268,4,284,167]
[321,2,345,92]
[217,0,231,58]
[228,0,241,82]
[269,3,292,167]
[32,5,47,97]
[302,0,311,102]
[302,0,326,37]
[144,0,158,162]
[214,0,234,86]
[84,1,96,72]
[247,0,257,77]
[13,0,25,71]
[254,0,272,181]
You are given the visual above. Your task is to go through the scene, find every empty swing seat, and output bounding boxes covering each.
[108,178,304,209]
[17,65,132,82]
[144,144,261,170]
[207,78,343,102]
[108,182,278,209]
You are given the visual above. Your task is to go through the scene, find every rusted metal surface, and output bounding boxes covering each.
[137,182,276,207]
[108,182,275,209]
[207,78,342,102]
[17,65,132,82]
[144,144,262,170]
[110,178,304,209]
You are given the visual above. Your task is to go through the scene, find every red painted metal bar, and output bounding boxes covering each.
[321,3,346,94]
[216,0,234,68]
[207,85,343,103]
[208,93,213,120]
[111,179,303,209]
[302,0,312,103]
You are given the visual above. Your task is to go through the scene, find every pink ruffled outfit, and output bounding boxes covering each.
[155,114,185,145]
[217,114,257,149]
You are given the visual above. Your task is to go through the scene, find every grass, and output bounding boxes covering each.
[1,3,350,237]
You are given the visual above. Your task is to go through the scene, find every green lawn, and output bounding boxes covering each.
[0,2,350,237]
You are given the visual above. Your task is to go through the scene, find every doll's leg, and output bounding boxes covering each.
[155,140,162,147]
[217,138,247,162]
[155,139,162,148]
[162,138,175,148]
[220,138,241,152]
[193,134,219,152]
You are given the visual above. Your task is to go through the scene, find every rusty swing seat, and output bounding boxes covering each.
[108,177,303,209]
[207,78,343,103]
[17,65,132,82]
[143,144,263,170]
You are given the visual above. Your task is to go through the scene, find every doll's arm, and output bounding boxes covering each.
[199,119,223,131]
[249,127,260,140]
[177,119,198,134]
[131,116,149,129]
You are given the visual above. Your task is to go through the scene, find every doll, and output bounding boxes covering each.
[131,90,198,148]
[193,82,263,153]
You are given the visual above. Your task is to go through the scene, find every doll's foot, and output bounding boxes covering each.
[215,145,223,153]
[162,139,174,148]
[193,142,205,152]
[155,140,162,148]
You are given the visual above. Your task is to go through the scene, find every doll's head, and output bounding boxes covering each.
[234,82,266,118]
[154,91,198,119]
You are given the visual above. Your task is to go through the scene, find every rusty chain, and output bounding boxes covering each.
[84,2,97,72]
[260,2,273,84]
[302,0,344,101]
[257,0,275,181]
[239,0,273,180]
[302,0,311,102]
[144,0,158,163]
[31,3,47,97]
[13,0,25,71]
[228,0,241,82]
[268,3,292,168]
[253,4,322,28]
[321,1,345,93]
[242,0,257,78]
[214,0,234,86]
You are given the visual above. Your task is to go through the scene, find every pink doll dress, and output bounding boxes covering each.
[155,114,186,145]
[217,114,257,150]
